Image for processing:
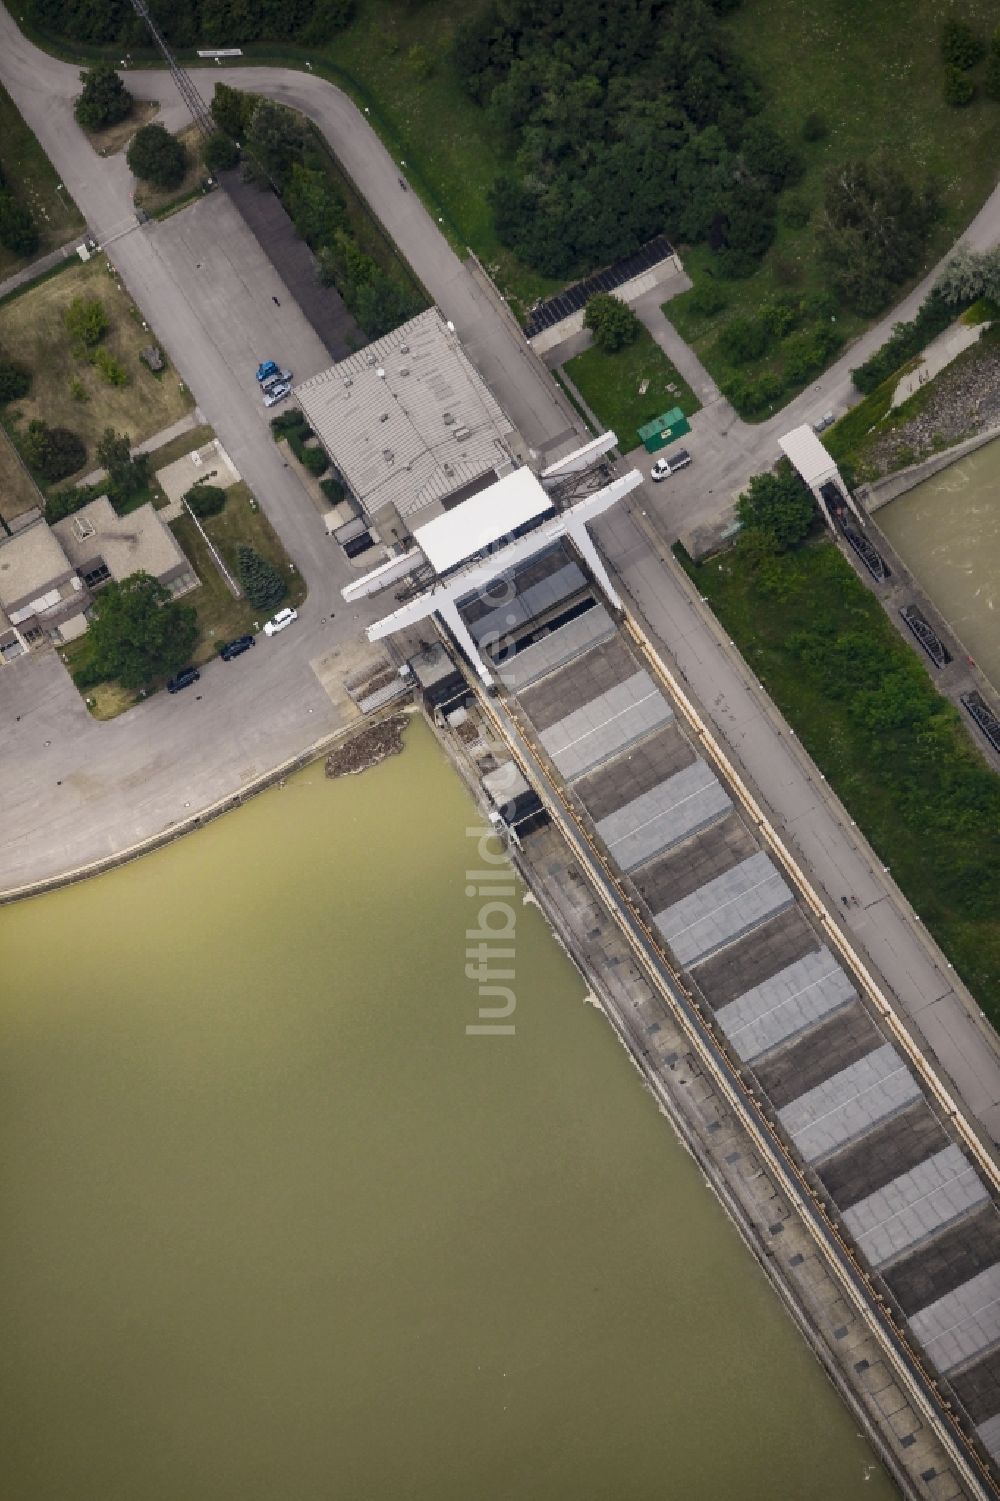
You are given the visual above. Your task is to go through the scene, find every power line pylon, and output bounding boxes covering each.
[125,0,214,137]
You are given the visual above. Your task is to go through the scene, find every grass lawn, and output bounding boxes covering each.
[0,82,84,280]
[664,0,1000,411]
[681,537,1000,1020]
[171,482,307,663]
[0,428,43,525]
[0,256,194,481]
[564,329,700,448]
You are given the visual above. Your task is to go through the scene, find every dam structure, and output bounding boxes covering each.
[345,430,1000,1498]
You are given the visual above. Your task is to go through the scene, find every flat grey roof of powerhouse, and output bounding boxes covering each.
[843,1144,987,1269]
[496,605,615,691]
[597,758,731,872]
[910,1263,1000,1373]
[714,947,857,1064]
[539,671,674,780]
[778,1043,922,1165]
[654,850,794,967]
[296,308,514,522]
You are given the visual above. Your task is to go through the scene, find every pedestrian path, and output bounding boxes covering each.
[0,237,81,303]
[76,410,202,489]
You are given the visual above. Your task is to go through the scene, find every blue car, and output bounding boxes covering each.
[256,360,292,384]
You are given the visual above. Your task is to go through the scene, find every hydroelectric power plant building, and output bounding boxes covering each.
[300,312,1000,1498]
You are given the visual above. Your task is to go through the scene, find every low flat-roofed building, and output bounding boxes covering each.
[53,497,196,598]
[0,520,87,646]
[295,307,516,535]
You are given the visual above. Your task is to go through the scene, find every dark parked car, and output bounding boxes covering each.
[167,667,200,694]
[220,634,256,661]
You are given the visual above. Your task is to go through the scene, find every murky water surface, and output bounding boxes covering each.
[879,440,1000,688]
[0,724,893,1499]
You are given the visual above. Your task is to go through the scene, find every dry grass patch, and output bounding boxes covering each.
[0,429,43,525]
[171,482,307,663]
[85,99,159,158]
[0,256,193,478]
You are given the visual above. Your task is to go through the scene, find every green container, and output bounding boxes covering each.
[638,406,691,453]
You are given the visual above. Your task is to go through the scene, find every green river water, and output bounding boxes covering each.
[0,722,893,1500]
[878,438,1000,690]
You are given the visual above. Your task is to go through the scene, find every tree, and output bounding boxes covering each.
[583,293,641,352]
[941,19,985,70]
[64,296,109,350]
[97,427,148,507]
[203,132,240,174]
[0,357,30,404]
[74,65,132,129]
[211,83,254,140]
[21,420,86,482]
[89,571,198,691]
[718,315,769,365]
[245,100,304,186]
[184,482,227,517]
[985,49,1000,102]
[0,194,39,256]
[236,546,287,610]
[737,467,814,551]
[820,155,938,314]
[943,66,975,107]
[126,124,187,189]
[936,247,1000,305]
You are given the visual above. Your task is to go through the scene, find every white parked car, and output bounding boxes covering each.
[262,382,292,408]
[263,607,298,637]
[650,448,692,481]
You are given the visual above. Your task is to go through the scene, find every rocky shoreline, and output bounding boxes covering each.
[324,714,409,778]
[866,328,1000,475]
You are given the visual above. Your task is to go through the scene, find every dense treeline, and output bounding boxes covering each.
[456,0,799,279]
[21,0,354,48]
[213,86,425,340]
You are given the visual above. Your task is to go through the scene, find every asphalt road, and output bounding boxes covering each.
[1,9,999,1149]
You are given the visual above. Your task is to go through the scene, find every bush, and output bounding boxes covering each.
[781,324,841,384]
[271,408,308,439]
[717,316,769,366]
[319,474,346,505]
[203,132,240,174]
[801,111,828,143]
[127,124,187,189]
[235,546,287,610]
[184,482,227,517]
[65,296,108,350]
[941,19,985,70]
[0,358,30,403]
[737,466,815,550]
[943,66,975,107]
[687,281,728,318]
[851,288,958,393]
[301,445,330,476]
[92,347,128,386]
[71,657,107,691]
[74,65,131,129]
[722,371,784,417]
[22,420,86,482]
[759,295,799,340]
[0,194,39,256]
[985,50,1000,101]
